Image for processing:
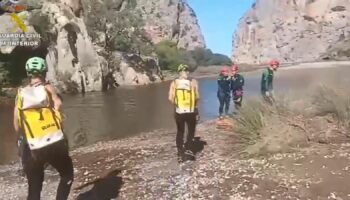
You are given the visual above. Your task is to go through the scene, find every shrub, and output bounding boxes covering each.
[29,11,55,45]
[190,47,232,66]
[234,94,309,155]
[190,47,212,66]
[168,0,174,6]
[127,0,137,9]
[83,0,152,55]
[234,82,350,156]
[234,100,265,144]
[207,53,232,65]
[331,6,346,12]
[155,40,197,71]
[312,85,350,130]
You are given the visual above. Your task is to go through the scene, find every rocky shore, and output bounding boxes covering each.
[1,118,350,199]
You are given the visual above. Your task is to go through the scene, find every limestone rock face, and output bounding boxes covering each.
[0,0,204,92]
[137,0,205,50]
[232,0,350,64]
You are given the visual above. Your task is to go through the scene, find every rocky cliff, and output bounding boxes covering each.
[0,0,205,92]
[137,0,205,50]
[232,0,350,64]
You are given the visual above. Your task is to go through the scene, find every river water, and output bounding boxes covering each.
[0,66,347,164]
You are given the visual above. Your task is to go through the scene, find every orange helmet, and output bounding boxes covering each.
[270,59,280,66]
[231,64,238,72]
[220,66,229,75]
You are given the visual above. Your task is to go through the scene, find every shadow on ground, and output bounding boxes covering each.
[184,136,207,161]
[76,170,123,200]
[192,137,207,155]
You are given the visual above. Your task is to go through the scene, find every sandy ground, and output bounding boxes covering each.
[1,119,350,200]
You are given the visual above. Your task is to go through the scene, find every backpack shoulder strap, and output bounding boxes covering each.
[15,87,23,110]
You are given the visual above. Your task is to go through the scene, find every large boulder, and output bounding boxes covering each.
[112,52,162,86]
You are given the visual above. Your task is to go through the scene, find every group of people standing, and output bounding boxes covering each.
[216,59,280,117]
[217,64,245,118]
[12,56,280,199]
[167,59,279,162]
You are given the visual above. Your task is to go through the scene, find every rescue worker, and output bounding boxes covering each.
[261,59,280,104]
[230,64,245,112]
[13,57,74,200]
[168,64,200,163]
[217,66,231,119]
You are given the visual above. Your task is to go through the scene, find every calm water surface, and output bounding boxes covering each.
[0,67,346,164]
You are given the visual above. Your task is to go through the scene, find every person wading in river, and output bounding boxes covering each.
[230,64,245,113]
[217,66,231,119]
[13,57,74,200]
[261,59,280,104]
[168,64,200,163]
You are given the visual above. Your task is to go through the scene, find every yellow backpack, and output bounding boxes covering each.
[16,85,65,150]
[174,78,196,114]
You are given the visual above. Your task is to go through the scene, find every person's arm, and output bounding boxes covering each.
[45,84,62,111]
[192,79,200,105]
[217,77,223,92]
[240,75,245,88]
[13,93,20,138]
[168,81,175,104]
[261,71,268,92]
[230,77,235,91]
[270,74,274,91]
[13,106,19,133]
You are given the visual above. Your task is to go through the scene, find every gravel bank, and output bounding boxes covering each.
[1,119,350,199]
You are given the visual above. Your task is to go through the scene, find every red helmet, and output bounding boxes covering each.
[231,64,238,71]
[220,66,229,75]
[270,59,280,66]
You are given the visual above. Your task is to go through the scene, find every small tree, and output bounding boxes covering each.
[190,47,212,66]
[207,53,232,66]
[82,0,154,71]
[155,40,198,71]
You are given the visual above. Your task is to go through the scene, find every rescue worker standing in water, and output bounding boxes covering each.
[217,66,231,119]
[230,64,245,112]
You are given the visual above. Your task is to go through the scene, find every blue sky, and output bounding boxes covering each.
[188,0,255,57]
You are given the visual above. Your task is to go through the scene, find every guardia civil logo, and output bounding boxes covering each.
[0,0,28,33]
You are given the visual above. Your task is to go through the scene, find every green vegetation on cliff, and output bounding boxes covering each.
[155,40,232,71]
[82,0,154,56]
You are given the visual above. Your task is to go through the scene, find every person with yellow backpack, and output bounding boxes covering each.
[13,57,74,200]
[168,64,200,163]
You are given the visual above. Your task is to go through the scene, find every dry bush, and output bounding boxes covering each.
[235,97,311,155]
[234,100,265,145]
[311,84,350,131]
[235,96,295,145]
[235,82,350,156]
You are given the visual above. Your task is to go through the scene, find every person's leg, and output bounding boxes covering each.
[175,113,185,155]
[224,95,231,116]
[22,147,44,200]
[218,94,225,117]
[47,141,74,200]
[185,113,197,151]
[261,91,272,105]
